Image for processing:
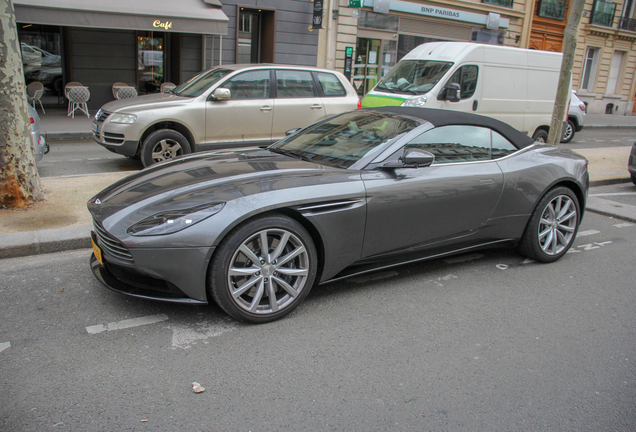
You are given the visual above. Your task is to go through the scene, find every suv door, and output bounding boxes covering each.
[271,69,325,141]
[204,69,274,149]
[315,71,355,117]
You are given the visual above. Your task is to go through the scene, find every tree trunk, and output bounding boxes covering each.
[548,0,587,145]
[0,0,43,208]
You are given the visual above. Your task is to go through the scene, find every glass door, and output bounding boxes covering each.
[137,32,165,94]
[353,38,397,97]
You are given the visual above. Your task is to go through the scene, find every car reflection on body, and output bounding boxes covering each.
[88,107,589,323]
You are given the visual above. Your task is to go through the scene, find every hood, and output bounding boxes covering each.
[88,148,346,221]
[101,92,194,113]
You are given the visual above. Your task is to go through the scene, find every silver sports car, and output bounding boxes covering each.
[88,107,589,323]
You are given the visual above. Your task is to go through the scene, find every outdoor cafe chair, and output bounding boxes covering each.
[67,86,90,118]
[116,86,138,100]
[26,81,45,114]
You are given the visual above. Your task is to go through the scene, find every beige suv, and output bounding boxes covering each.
[92,64,359,167]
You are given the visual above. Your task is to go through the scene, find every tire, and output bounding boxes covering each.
[532,129,549,143]
[140,129,191,167]
[560,119,576,143]
[208,214,318,323]
[518,187,580,263]
[631,174,636,186]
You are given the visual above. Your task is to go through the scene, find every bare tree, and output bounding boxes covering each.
[0,0,43,208]
[548,0,587,145]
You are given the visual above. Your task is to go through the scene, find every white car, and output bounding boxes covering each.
[28,104,48,162]
[562,90,586,143]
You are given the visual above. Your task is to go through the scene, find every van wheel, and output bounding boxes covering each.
[140,129,191,167]
[532,129,549,143]
[560,120,576,143]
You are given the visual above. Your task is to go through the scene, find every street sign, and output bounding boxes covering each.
[349,0,363,8]
[344,46,353,80]
[312,0,324,29]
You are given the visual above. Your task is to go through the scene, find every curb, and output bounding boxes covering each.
[0,225,92,260]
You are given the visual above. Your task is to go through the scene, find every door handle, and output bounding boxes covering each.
[311,104,323,110]
[480,178,495,185]
[260,106,272,111]
[473,100,479,111]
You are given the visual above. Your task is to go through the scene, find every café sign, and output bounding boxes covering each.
[153,20,173,30]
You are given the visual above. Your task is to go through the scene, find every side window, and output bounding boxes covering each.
[276,70,317,98]
[315,72,346,97]
[446,65,478,99]
[223,70,270,100]
[404,125,491,164]
[491,131,518,159]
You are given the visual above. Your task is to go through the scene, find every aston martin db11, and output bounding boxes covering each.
[89,107,589,323]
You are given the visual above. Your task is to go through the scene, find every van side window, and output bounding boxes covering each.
[491,131,518,159]
[404,125,491,164]
[446,65,478,99]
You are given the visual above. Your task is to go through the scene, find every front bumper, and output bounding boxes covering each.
[92,120,140,157]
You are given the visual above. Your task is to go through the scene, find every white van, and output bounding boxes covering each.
[360,42,563,142]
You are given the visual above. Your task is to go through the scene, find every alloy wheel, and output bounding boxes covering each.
[152,139,182,162]
[537,194,577,255]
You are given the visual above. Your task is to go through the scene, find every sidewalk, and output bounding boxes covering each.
[0,109,634,259]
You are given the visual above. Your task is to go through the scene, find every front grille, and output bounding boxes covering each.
[94,222,134,262]
[96,110,111,123]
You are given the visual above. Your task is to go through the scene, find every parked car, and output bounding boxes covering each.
[88,107,589,323]
[562,90,586,143]
[91,64,359,167]
[28,104,48,162]
[628,142,636,185]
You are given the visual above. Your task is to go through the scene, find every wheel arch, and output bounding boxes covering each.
[534,179,586,219]
[139,121,196,153]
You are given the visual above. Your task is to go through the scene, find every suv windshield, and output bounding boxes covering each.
[376,60,453,95]
[172,68,233,97]
[271,111,421,169]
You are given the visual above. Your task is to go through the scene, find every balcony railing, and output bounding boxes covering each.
[619,16,636,31]
[538,0,566,20]
[591,0,617,27]
[482,0,514,8]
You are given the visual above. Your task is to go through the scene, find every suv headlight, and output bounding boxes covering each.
[109,113,137,124]
[401,95,428,108]
[127,203,225,236]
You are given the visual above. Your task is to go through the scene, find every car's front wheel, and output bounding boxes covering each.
[561,119,576,143]
[209,214,318,323]
[518,187,580,263]
[532,129,549,143]
[140,129,191,167]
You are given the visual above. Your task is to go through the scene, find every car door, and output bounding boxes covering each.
[361,125,504,259]
[271,69,326,141]
[205,69,274,147]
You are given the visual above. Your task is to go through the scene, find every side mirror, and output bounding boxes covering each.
[210,88,231,101]
[380,148,435,169]
[438,83,461,102]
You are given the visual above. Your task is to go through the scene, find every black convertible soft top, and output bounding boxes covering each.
[366,106,536,149]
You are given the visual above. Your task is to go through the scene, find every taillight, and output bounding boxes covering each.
[30,117,34,124]
[357,100,361,109]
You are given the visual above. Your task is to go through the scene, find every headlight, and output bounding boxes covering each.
[109,113,137,124]
[401,95,428,107]
[127,202,225,236]
[94,109,102,120]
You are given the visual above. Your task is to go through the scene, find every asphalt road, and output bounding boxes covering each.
[36,128,636,178]
[1,211,635,431]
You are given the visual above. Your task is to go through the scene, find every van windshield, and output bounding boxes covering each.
[375,60,453,95]
[171,68,233,97]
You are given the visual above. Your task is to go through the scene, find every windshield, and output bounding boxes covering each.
[172,68,233,97]
[376,60,453,95]
[271,111,422,169]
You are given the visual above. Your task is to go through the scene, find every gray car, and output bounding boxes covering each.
[28,104,48,162]
[88,107,589,323]
[92,64,359,167]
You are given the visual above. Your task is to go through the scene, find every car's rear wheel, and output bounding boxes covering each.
[140,129,191,167]
[560,119,576,143]
[518,187,580,263]
[209,214,318,323]
[532,129,549,143]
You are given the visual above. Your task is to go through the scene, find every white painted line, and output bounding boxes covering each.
[589,192,636,197]
[614,223,634,228]
[86,314,169,334]
[86,157,103,161]
[0,342,10,353]
[577,230,601,237]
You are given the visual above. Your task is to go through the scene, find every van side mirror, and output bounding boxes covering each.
[210,88,231,101]
[438,83,461,102]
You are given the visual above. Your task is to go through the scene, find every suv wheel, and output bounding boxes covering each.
[561,119,576,143]
[141,129,191,167]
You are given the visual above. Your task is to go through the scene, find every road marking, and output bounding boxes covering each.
[0,342,10,353]
[578,230,601,237]
[496,264,508,270]
[614,222,634,228]
[168,320,237,349]
[589,192,636,196]
[568,241,613,253]
[86,314,169,334]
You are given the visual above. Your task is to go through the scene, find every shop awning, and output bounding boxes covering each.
[13,0,228,35]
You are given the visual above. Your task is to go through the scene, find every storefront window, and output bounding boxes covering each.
[358,11,399,31]
[398,35,445,60]
[471,29,505,45]
[18,24,64,106]
[138,33,165,94]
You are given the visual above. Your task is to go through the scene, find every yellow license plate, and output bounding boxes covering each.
[91,237,103,265]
